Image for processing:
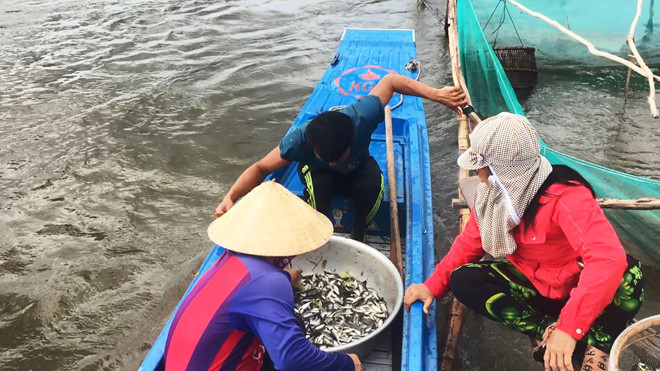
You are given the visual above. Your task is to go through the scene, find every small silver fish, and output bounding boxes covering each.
[294,270,389,347]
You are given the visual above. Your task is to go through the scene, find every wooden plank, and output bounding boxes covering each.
[363,327,393,368]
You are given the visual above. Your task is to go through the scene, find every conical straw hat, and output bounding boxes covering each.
[207,181,333,256]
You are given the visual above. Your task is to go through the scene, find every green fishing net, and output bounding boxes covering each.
[456,0,660,265]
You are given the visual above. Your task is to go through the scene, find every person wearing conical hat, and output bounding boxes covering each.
[213,74,466,242]
[164,181,363,371]
[403,113,643,371]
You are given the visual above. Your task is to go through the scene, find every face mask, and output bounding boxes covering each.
[487,165,521,225]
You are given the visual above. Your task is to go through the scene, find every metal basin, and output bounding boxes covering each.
[291,235,404,357]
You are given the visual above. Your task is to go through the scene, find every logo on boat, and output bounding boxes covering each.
[334,65,399,98]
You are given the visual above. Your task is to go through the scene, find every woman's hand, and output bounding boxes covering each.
[403,283,435,314]
[348,353,363,371]
[544,327,577,371]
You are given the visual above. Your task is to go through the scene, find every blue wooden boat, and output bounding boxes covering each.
[139,28,437,371]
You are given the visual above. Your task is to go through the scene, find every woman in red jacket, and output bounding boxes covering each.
[404,113,644,371]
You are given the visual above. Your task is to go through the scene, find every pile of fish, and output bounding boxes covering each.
[294,271,388,349]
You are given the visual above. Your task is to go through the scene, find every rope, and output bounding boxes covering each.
[417,0,445,25]
[482,0,525,47]
[504,1,525,47]
[482,1,504,32]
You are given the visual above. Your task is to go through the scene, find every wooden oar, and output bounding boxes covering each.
[385,105,404,371]
[384,106,404,277]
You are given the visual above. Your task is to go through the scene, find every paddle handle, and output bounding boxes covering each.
[385,106,404,278]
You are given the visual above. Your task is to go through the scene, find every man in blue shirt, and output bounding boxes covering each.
[214,74,466,241]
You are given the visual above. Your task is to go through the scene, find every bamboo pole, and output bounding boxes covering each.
[598,197,660,210]
[507,0,659,118]
[440,112,473,371]
[446,0,481,129]
[441,1,472,370]
[624,58,634,111]
[441,207,471,370]
[647,0,655,32]
[444,0,450,36]
[627,0,659,117]
[452,197,660,210]
[446,0,471,104]
[385,106,404,278]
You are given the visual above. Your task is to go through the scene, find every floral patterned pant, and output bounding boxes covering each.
[449,255,644,353]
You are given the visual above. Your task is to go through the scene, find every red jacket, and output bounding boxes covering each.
[424,183,627,340]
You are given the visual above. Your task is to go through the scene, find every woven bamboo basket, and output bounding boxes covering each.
[609,314,660,371]
[493,46,538,89]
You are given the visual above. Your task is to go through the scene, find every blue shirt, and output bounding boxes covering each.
[164,251,353,371]
[279,95,385,174]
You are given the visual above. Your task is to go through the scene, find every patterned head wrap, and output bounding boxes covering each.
[457,113,552,258]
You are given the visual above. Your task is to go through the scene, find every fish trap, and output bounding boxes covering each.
[493,46,538,89]
[609,314,660,371]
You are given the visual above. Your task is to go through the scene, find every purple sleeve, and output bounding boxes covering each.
[228,272,354,371]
